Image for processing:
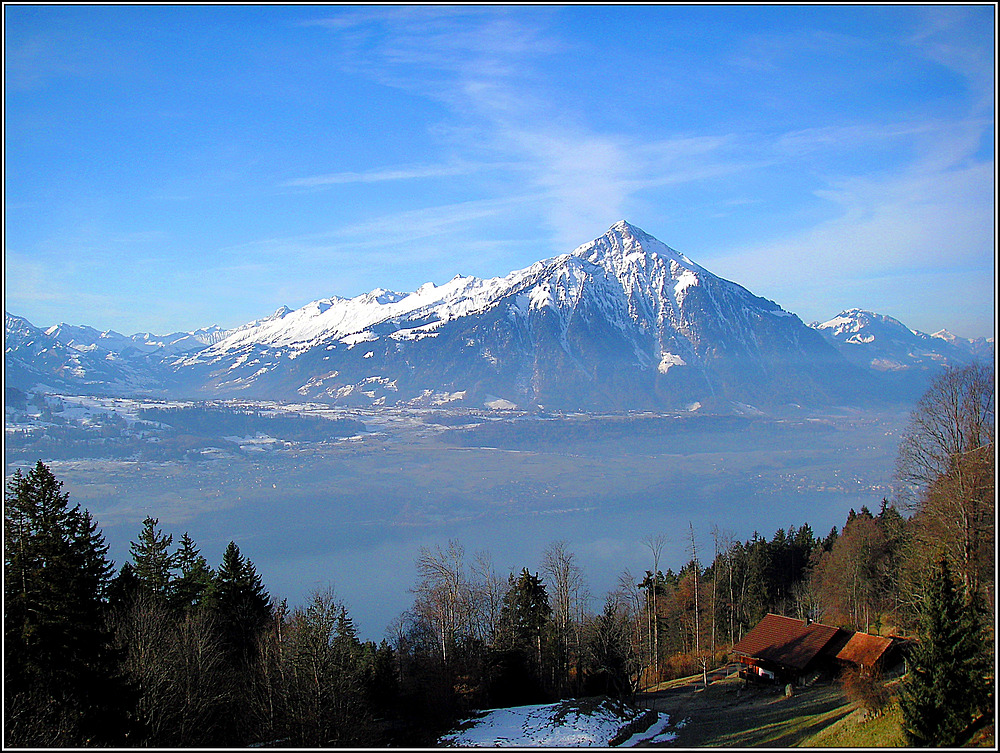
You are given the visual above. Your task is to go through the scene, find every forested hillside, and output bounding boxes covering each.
[4,364,993,747]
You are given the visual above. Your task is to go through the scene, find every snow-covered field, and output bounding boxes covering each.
[438,697,677,747]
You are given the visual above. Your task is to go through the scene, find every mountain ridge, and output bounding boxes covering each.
[5,222,992,412]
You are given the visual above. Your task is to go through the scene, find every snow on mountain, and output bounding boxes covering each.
[811,308,992,373]
[182,272,531,357]
[930,329,994,361]
[185,221,792,363]
[43,320,227,357]
[7,222,984,410]
[168,221,868,410]
[4,312,230,396]
[4,312,160,394]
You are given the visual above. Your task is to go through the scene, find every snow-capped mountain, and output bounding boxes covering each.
[4,311,229,397]
[811,309,993,386]
[42,321,227,357]
[4,312,162,395]
[6,222,988,411]
[167,221,869,410]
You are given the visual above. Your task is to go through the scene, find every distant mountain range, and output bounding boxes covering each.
[5,221,992,412]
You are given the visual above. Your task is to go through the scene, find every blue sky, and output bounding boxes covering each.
[4,4,995,339]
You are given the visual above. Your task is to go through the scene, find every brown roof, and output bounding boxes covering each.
[835,632,893,668]
[731,614,846,670]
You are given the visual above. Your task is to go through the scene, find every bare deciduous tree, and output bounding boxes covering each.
[109,593,230,746]
[470,549,505,645]
[813,514,888,632]
[896,363,994,603]
[541,540,589,694]
[641,533,667,680]
[614,569,648,685]
[413,540,473,665]
[687,523,701,655]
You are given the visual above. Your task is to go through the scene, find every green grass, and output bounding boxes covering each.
[800,702,905,748]
[641,674,857,748]
[647,673,995,749]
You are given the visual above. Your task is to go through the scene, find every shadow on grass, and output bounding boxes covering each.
[644,680,856,748]
[762,704,855,747]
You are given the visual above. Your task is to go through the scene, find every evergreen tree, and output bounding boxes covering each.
[584,597,635,698]
[279,591,377,746]
[332,605,361,670]
[899,556,993,746]
[363,640,400,715]
[107,561,141,612]
[822,526,839,552]
[498,569,552,657]
[211,540,272,660]
[171,532,215,612]
[492,569,553,701]
[129,516,175,599]
[4,461,129,745]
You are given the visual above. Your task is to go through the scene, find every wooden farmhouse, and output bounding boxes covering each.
[730,613,899,685]
[832,631,896,674]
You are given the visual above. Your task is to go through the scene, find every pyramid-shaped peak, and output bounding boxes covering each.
[573,220,702,275]
[609,219,641,234]
[605,220,657,245]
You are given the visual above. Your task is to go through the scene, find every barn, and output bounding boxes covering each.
[832,631,897,674]
[730,614,852,684]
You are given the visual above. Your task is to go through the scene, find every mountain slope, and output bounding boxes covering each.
[168,221,871,410]
[4,312,156,394]
[8,222,984,411]
[810,309,994,398]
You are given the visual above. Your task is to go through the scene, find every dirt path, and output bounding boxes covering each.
[634,667,854,747]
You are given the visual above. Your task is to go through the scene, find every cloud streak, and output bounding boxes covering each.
[282,163,477,188]
[291,6,993,338]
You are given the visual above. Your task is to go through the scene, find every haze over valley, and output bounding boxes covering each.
[4,394,906,639]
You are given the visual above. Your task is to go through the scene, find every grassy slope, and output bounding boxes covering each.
[640,674,857,747]
[800,702,905,748]
[644,677,916,748]
[643,673,994,748]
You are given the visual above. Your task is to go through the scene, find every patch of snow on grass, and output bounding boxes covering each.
[439,698,644,748]
[616,713,677,747]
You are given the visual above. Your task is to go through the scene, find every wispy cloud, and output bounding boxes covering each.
[707,119,994,330]
[220,193,540,269]
[3,30,102,91]
[196,203,535,316]
[282,162,477,188]
[7,6,992,338]
[307,7,636,245]
[4,252,73,305]
[907,6,995,113]
[302,5,994,302]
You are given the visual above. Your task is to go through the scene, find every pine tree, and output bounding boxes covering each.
[129,516,175,599]
[4,461,129,745]
[498,569,553,687]
[332,606,361,667]
[107,561,141,612]
[171,532,215,613]
[584,597,635,698]
[499,569,552,656]
[211,540,272,659]
[899,556,993,746]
